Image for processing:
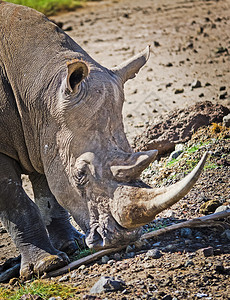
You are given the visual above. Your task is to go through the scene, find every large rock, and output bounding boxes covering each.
[133,101,230,155]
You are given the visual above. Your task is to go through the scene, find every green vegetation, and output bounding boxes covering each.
[71,248,96,261]
[6,0,85,16]
[166,141,211,167]
[0,280,80,300]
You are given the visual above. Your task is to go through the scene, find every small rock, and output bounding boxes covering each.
[78,264,86,271]
[125,245,133,253]
[134,239,146,250]
[107,259,115,266]
[223,113,230,127]
[221,229,230,241]
[199,199,221,215]
[166,62,173,67]
[154,41,160,47]
[163,209,175,218]
[168,150,183,161]
[215,205,228,213]
[164,244,176,252]
[174,88,184,94]
[199,93,204,98]
[126,252,135,258]
[175,143,185,151]
[64,26,73,31]
[191,79,202,89]
[195,293,208,298]
[101,256,110,264]
[219,86,226,91]
[146,249,162,259]
[219,92,227,99]
[48,297,63,300]
[180,228,192,238]
[90,276,126,294]
[215,262,225,273]
[202,247,214,257]
[58,275,69,282]
[184,259,194,267]
[113,253,121,261]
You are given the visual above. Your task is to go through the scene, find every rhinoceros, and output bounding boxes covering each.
[0,1,208,279]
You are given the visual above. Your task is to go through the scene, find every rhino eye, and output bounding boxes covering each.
[74,170,88,186]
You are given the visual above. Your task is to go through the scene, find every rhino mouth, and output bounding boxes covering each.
[85,217,141,250]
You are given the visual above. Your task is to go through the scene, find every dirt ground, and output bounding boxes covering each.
[0,0,230,299]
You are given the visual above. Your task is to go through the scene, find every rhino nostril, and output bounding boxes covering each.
[85,227,103,249]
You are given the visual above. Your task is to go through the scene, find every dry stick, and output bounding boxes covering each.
[141,209,230,240]
[47,209,230,278]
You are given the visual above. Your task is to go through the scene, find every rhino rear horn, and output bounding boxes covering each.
[112,46,150,83]
[66,60,89,93]
[110,150,158,182]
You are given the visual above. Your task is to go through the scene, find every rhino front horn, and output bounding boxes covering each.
[111,152,209,229]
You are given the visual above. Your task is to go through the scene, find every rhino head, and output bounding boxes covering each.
[42,46,207,250]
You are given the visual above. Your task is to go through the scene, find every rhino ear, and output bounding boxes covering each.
[112,46,150,83]
[66,60,89,93]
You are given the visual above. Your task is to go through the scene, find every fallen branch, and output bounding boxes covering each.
[46,246,125,277]
[46,209,230,278]
[141,209,230,240]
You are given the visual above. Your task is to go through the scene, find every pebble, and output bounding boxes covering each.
[202,247,214,257]
[219,92,227,99]
[48,297,62,300]
[164,244,176,252]
[113,253,121,261]
[125,245,133,253]
[163,210,175,218]
[184,259,194,267]
[146,249,162,259]
[215,205,228,213]
[175,143,185,151]
[101,255,110,264]
[221,229,230,241]
[223,113,230,127]
[78,264,86,271]
[58,275,69,282]
[174,88,184,94]
[199,199,221,214]
[195,293,208,298]
[219,86,226,91]
[168,150,183,161]
[191,79,202,89]
[180,228,192,238]
[90,276,126,294]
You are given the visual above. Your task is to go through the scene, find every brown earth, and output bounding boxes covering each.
[0,0,230,299]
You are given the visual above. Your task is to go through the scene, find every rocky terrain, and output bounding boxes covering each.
[0,0,230,299]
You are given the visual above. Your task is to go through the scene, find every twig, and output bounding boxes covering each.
[46,246,125,277]
[46,209,230,278]
[141,209,230,240]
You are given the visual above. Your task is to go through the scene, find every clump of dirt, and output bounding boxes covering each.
[133,101,230,156]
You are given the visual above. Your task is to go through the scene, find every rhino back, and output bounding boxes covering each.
[0,2,92,173]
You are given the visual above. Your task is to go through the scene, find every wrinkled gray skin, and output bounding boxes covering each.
[0,2,208,279]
